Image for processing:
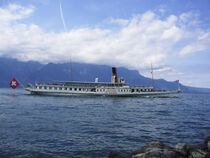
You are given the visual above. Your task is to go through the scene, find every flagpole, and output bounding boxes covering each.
[10,69,25,89]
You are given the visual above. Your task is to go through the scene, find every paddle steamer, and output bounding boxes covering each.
[25,67,182,97]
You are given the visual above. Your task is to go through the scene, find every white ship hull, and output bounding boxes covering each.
[25,87,182,97]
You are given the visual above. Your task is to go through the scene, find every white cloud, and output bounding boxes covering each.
[0,4,210,87]
[0,4,34,24]
[179,43,206,56]
[179,12,200,27]
[140,66,184,82]
[109,18,129,26]
[179,30,210,56]
[180,12,192,23]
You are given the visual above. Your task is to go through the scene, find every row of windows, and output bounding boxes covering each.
[119,89,130,92]
[36,86,152,92]
[118,89,152,92]
[135,89,152,92]
[37,86,91,91]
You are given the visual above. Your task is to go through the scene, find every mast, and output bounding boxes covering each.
[70,57,73,81]
[151,63,154,90]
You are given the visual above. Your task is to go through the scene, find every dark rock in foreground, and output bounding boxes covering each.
[108,136,210,158]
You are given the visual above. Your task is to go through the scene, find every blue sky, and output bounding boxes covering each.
[0,0,210,88]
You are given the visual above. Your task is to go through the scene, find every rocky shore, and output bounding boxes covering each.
[109,136,210,158]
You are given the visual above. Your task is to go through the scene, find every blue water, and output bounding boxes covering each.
[0,88,210,158]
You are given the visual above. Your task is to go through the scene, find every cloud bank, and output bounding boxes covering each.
[0,4,209,85]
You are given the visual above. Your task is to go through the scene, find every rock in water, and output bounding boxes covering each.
[189,149,208,158]
[204,136,210,152]
[131,141,185,158]
[208,142,210,152]
[174,143,188,156]
[108,152,126,158]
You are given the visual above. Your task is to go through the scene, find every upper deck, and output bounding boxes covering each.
[37,81,128,88]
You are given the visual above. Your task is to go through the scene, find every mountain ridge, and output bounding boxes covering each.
[0,57,210,93]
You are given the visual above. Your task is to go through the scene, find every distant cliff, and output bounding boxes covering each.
[0,57,210,93]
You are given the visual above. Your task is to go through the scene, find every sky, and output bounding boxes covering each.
[0,0,210,88]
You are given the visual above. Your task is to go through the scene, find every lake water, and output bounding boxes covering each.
[0,88,210,158]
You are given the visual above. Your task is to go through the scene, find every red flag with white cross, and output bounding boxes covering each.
[9,78,19,89]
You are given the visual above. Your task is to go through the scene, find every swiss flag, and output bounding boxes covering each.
[9,78,19,89]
